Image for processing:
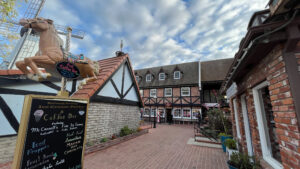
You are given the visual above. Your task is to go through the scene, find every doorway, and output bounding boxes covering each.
[166,109,173,124]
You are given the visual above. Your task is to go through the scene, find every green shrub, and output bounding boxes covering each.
[100,137,108,143]
[207,108,232,135]
[228,152,261,169]
[224,139,237,150]
[120,126,132,137]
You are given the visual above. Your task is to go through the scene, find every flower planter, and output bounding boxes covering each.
[220,136,232,152]
[226,148,238,160]
[227,161,238,169]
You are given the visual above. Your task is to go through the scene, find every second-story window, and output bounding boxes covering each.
[164,88,172,97]
[181,87,190,96]
[146,74,152,82]
[150,89,156,98]
[174,71,180,79]
[135,76,140,82]
[159,73,165,80]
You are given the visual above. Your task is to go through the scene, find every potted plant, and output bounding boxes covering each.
[225,139,238,159]
[227,152,261,169]
[218,133,232,152]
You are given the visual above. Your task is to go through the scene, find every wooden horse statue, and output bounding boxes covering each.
[15,18,99,84]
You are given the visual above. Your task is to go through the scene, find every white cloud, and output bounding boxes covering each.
[36,0,267,69]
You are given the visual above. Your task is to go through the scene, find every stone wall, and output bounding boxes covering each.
[0,102,140,164]
[86,102,140,144]
[0,135,17,164]
[230,44,300,169]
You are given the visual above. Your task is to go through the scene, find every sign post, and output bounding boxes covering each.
[12,95,89,169]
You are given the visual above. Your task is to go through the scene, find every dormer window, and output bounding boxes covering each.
[174,71,180,79]
[135,76,140,82]
[159,73,165,80]
[146,74,152,82]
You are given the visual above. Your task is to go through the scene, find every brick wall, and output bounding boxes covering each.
[0,136,17,163]
[230,45,300,168]
[0,102,140,164]
[86,102,140,144]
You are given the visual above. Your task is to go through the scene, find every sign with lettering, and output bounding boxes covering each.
[12,95,89,169]
[56,62,80,79]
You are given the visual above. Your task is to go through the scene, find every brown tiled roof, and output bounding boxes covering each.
[0,55,143,105]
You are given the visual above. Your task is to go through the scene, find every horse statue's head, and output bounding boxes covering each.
[19,17,53,32]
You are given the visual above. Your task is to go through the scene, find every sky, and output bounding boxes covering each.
[17,0,267,69]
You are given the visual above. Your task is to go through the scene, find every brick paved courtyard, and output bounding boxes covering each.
[0,125,227,169]
[84,124,227,169]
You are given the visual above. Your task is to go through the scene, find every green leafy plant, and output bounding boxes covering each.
[86,141,94,147]
[100,137,108,143]
[225,139,237,150]
[228,152,261,169]
[218,132,231,137]
[120,126,132,137]
[207,108,232,135]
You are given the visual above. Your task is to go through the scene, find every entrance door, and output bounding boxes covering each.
[166,109,173,124]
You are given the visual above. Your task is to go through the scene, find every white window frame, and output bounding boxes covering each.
[241,94,254,157]
[233,98,241,140]
[150,108,156,117]
[146,74,152,82]
[144,108,150,117]
[192,109,201,119]
[173,109,181,118]
[174,71,180,79]
[150,89,156,98]
[158,109,165,117]
[139,90,143,97]
[164,88,172,97]
[181,87,190,96]
[253,81,283,169]
[159,73,165,81]
[182,108,191,119]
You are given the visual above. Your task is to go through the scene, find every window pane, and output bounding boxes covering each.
[150,89,156,97]
[140,90,143,97]
[151,109,156,117]
[173,109,181,118]
[158,109,165,117]
[174,71,180,79]
[192,109,201,119]
[146,74,151,81]
[181,87,190,96]
[182,109,191,118]
[144,109,150,116]
[204,90,210,103]
[165,88,172,96]
[159,73,165,80]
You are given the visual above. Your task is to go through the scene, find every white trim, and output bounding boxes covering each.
[164,88,172,97]
[181,87,190,96]
[253,81,283,169]
[182,108,191,119]
[174,71,180,79]
[146,74,152,82]
[139,89,143,97]
[233,98,241,139]
[159,73,165,81]
[241,94,254,157]
[150,89,156,98]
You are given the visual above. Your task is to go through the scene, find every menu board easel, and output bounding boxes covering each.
[12,95,89,169]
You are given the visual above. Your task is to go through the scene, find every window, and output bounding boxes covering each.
[173,109,181,118]
[146,74,152,82]
[182,109,191,119]
[150,89,156,98]
[135,76,140,82]
[174,71,180,79]
[159,73,165,80]
[158,109,165,117]
[233,98,241,139]
[164,88,172,97]
[139,90,143,97]
[192,109,201,119]
[253,81,282,168]
[151,108,156,117]
[181,87,190,96]
[144,108,150,117]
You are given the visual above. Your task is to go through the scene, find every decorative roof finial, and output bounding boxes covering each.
[120,40,123,52]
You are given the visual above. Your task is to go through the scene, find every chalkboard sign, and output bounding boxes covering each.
[12,95,89,169]
[56,62,80,79]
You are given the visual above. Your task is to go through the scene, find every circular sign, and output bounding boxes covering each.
[56,62,80,79]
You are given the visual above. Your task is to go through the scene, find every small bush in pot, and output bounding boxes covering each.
[218,133,232,152]
[225,139,238,159]
[228,152,261,169]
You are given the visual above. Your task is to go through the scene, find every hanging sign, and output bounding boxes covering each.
[12,95,89,169]
[56,62,80,79]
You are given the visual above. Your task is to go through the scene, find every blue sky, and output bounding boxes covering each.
[16,0,267,69]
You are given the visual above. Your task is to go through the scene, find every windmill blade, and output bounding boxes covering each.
[23,0,46,19]
[55,24,85,39]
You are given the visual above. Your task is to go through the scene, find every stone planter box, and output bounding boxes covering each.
[85,129,149,154]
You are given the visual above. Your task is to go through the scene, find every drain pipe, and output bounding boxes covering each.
[223,9,299,91]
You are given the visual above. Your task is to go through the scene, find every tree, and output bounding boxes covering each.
[0,0,23,68]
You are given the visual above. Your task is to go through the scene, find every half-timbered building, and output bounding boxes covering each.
[135,58,233,124]
[0,53,143,164]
